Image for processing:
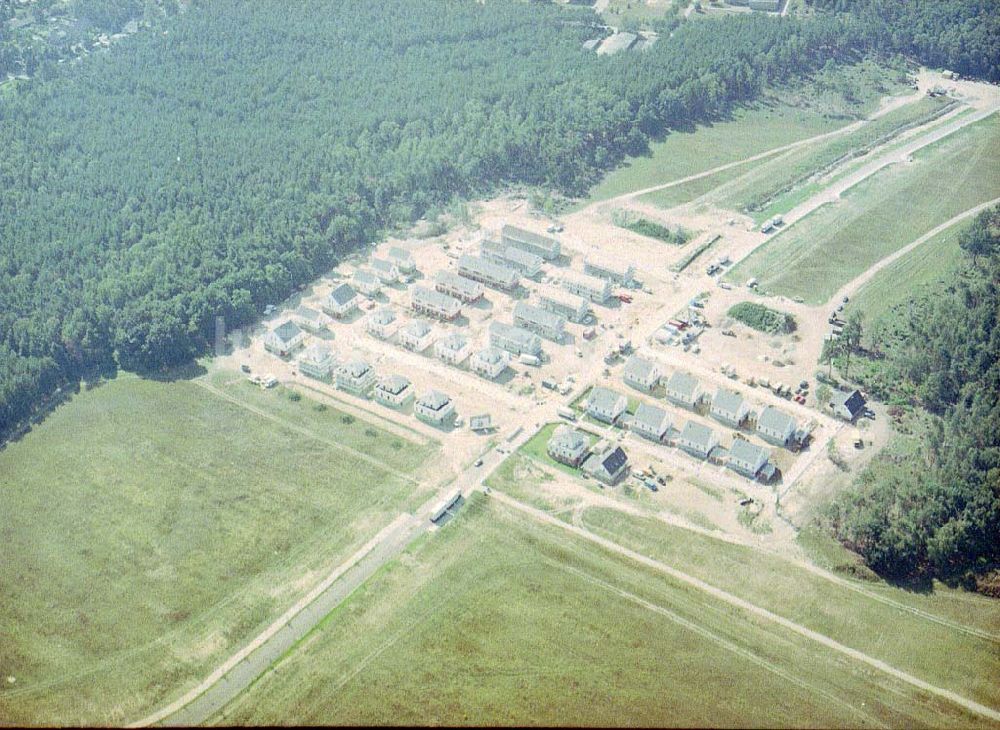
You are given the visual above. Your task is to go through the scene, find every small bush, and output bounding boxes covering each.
[313,403,327,412]
[288,391,302,402]
[341,414,355,425]
[728,301,796,334]
[364,427,377,438]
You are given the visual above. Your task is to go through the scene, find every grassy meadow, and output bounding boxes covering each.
[217,495,997,727]
[726,114,1000,303]
[0,374,435,725]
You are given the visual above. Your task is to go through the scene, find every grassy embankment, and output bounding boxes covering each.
[726,114,1000,304]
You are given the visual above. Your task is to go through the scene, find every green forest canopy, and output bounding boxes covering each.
[1,0,998,433]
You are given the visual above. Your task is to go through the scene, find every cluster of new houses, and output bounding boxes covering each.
[569,353,815,482]
[547,424,631,486]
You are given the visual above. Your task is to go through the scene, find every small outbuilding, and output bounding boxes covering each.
[829,389,866,422]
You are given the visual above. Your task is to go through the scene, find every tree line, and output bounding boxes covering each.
[822,206,1000,587]
[1,0,998,434]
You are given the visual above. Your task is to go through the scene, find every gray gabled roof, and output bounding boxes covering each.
[588,386,625,413]
[624,355,658,383]
[377,374,411,395]
[713,388,745,416]
[680,421,715,450]
[412,286,460,312]
[294,305,322,321]
[341,360,371,378]
[832,389,866,416]
[549,426,588,453]
[438,332,468,350]
[667,371,700,399]
[300,342,332,362]
[729,438,769,465]
[758,406,795,434]
[329,283,357,306]
[403,320,432,337]
[633,402,669,432]
[489,321,541,350]
[513,301,565,331]
[370,306,396,325]
[353,270,378,285]
[371,258,396,274]
[273,320,303,343]
[418,390,451,410]
[501,224,558,251]
[474,346,505,365]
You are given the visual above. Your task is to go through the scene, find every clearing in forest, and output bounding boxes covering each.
[726,114,1000,304]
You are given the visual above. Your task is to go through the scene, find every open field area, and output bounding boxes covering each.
[218,495,998,727]
[582,103,850,206]
[701,95,955,219]
[844,217,967,328]
[0,375,435,726]
[727,113,1000,303]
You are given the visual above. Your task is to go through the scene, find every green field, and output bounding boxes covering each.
[582,103,848,206]
[844,217,967,327]
[727,114,1000,303]
[704,96,955,217]
[580,507,1000,709]
[218,495,997,727]
[0,374,435,725]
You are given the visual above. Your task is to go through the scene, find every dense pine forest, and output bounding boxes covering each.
[824,207,1000,588]
[0,0,997,438]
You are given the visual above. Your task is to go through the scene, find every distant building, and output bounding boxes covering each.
[469,413,493,432]
[547,425,590,467]
[582,442,629,484]
[584,255,635,286]
[727,438,771,480]
[298,342,335,380]
[415,390,455,425]
[710,388,750,428]
[596,31,638,56]
[470,347,509,380]
[374,374,413,408]
[748,0,781,11]
[435,270,485,303]
[488,321,543,357]
[365,306,399,340]
[513,301,566,342]
[292,305,332,334]
[631,402,670,442]
[263,320,306,357]
[561,270,612,304]
[756,406,797,447]
[829,389,866,422]
[586,387,628,425]
[622,355,661,392]
[387,246,416,274]
[457,254,519,291]
[677,421,718,460]
[665,371,701,409]
[370,258,399,285]
[398,320,435,352]
[323,283,359,318]
[336,359,375,396]
[501,224,560,261]
[411,286,461,321]
[353,270,381,297]
[435,332,471,365]
[536,287,590,324]
[481,239,544,277]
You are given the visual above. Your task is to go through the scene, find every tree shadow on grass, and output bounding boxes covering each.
[141,360,208,383]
